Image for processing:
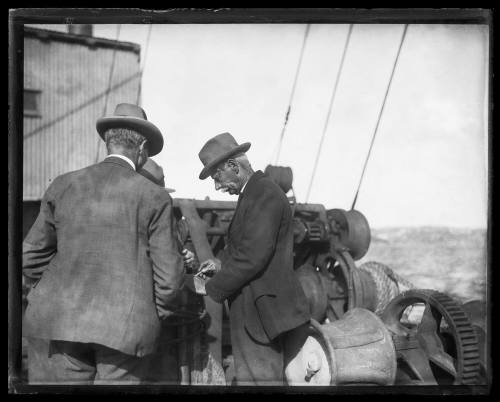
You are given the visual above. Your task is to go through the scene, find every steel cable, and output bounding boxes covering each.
[274,24,311,164]
[351,24,409,210]
[305,24,353,202]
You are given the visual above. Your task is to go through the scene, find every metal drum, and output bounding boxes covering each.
[327,209,371,260]
[285,308,397,386]
[295,264,328,323]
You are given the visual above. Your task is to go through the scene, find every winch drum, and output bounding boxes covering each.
[284,308,397,386]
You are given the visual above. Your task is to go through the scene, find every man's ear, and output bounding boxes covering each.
[227,159,239,174]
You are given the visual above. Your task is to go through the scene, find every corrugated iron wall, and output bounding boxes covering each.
[23,34,141,200]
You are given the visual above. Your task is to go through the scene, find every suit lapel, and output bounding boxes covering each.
[226,171,264,235]
[228,193,244,235]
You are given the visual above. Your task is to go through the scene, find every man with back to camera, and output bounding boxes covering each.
[22,103,184,384]
[186,132,311,385]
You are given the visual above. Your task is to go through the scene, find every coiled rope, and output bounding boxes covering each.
[358,260,416,315]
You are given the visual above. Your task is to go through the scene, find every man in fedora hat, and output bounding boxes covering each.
[137,157,197,269]
[137,157,176,193]
[187,132,311,385]
[22,103,185,384]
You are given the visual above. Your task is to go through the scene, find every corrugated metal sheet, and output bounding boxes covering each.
[23,29,141,200]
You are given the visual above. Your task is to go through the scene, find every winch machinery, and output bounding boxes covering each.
[168,165,486,386]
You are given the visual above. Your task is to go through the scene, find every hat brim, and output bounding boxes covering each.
[199,142,251,180]
[96,116,164,157]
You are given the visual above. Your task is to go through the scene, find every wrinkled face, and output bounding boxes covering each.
[211,161,241,195]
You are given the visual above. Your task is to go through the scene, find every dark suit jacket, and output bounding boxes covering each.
[205,171,310,343]
[22,157,184,357]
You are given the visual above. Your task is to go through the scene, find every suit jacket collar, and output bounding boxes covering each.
[235,170,264,212]
[102,156,136,171]
[229,171,264,232]
[239,171,264,200]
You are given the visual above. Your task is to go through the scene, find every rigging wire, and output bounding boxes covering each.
[94,24,122,164]
[350,24,409,211]
[274,24,311,165]
[305,24,354,203]
[136,23,154,105]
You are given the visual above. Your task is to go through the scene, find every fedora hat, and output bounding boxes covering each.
[96,103,164,156]
[137,158,176,193]
[198,132,251,180]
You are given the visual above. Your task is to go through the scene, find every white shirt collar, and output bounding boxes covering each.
[105,154,136,171]
[240,177,249,194]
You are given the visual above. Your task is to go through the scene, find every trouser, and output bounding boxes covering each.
[26,338,154,385]
[229,306,310,386]
[145,324,179,384]
[230,322,284,386]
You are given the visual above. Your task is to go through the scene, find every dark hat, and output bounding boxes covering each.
[198,132,251,180]
[96,103,164,156]
[137,158,175,193]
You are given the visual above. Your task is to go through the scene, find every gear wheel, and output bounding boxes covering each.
[381,289,481,385]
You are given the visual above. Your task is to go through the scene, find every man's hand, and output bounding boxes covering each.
[197,258,222,279]
[182,248,197,270]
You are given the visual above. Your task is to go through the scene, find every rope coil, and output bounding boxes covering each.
[358,260,415,315]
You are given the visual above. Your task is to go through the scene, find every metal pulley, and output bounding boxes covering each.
[315,251,378,322]
[327,208,371,260]
[264,165,294,194]
[285,308,397,385]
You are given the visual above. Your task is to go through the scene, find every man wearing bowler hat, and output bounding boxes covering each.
[187,132,311,385]
[22,103,184,384]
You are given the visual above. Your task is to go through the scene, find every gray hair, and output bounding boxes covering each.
[104,128,146,152]
[232,153,252,172]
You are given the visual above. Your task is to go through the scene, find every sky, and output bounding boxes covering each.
[35,23,489,228]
